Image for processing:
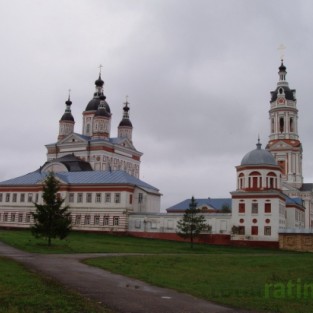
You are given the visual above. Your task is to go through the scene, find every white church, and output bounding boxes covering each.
[0,60,312,246]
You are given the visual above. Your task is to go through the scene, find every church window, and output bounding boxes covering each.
[18,214,23,223]
[138,193,143,203]
[249,171,261,189]
[278,160,286,175]
[290,117,294,132]
[267,172,277,189]
[251,226,258,235]
[77,193,83,203]
[75,215,81,225]
[27,193,33,203]
[239,203,245,213]
[96,193,101,203]
[264,226,271,236]
[265,203,271,213]
[86,193,92,203]
[271,118,274,133]
[113,216,119,226]
[238,173,244,189]
[86,124,90,134]
[84,215,90,225]
[238,226,245,235]
[5,193,10,202]
[12,194,17,202]
[129,194,133,204]
[69,193,74,203]
[251,203,258,214]
[0,193,3,202]
[114,193,121,203]
[279,117,284,133]
[103,216,109,225]
[105,193,111,203]
[94,215,100,225]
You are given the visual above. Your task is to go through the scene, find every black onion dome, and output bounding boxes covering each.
[85,74,111,112]
[61,98,74,121]
[65,98,72,106]
[119,119,133,127]
[60,112,74,121]
[85,96,111,112]
[95,74,104,87]
[241,142,277,166]
[95,95,111,117]
[279,61,286,72]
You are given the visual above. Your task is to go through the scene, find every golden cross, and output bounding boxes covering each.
[277,44,286,60]
[98,64,103,75]
[124,95,129,105]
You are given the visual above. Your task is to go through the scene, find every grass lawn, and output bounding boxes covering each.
[1,229,313,313]
[0,256,112,313]
[0,229,280,254]
[85,254,313,313]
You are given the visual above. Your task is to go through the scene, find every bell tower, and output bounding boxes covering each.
[267,60,303,188]
[58,94,75,141]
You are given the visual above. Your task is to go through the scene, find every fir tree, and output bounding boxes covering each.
[176,196,209,248]
[31,172,71,246]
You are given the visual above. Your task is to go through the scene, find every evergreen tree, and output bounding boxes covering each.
[31,172,71,246]
[176,196,209,248]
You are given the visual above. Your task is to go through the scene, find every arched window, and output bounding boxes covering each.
[249,171,261,189]
[267,172,277,189]
[238,173,245,189]
[271,118,275,133]
[290,117,294,132]
[86,124,90,134]
[279,117,284,133]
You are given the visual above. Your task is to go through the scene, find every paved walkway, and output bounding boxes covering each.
[0,242,256,313]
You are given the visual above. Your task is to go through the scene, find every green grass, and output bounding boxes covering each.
[85,254,313,313]
[1,229,312,313]
[0,256,112,313]
[0,229,281,254]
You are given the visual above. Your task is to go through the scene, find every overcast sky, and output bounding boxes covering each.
[1,0,313,210]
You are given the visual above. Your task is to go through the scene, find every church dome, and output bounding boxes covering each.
[270,86,296,102]
[60,98,74,122]
[119,119,133,127]
[94,95,111,117]
[60,112,74,121]
[85,95,111,112]
[85,74,111,112]
[241,141,277,166]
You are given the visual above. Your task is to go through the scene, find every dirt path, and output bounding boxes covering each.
[0,242,257,313]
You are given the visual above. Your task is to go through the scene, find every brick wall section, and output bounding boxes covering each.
[127,232,231,245]
[231,240,279,249]
[279,233,313,252]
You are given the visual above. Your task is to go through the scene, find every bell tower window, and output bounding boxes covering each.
[279,117,284,133]
[278,160,286,175]
[290,117,294,132]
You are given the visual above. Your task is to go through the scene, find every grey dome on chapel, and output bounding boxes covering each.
[60,98,74,121]
[241,141,277,166]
